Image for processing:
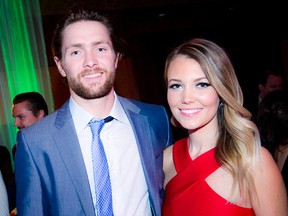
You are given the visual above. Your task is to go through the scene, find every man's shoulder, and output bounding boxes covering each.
[25,101,70,131]
[119,96,164,110]
[119,97,170,126]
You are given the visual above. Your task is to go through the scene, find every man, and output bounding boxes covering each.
[257,69,283,104]
[12,91,49,131]
[244,69,284,119]
[10,91,49,213]
[15,8,173,216]
[12,91,49,159]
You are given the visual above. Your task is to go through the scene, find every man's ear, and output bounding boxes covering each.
[54,56,66,77]
[114,53,120,69]
[37,110,45,119]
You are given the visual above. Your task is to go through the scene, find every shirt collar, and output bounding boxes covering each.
[110,93,130,125]
[69,92,129,134]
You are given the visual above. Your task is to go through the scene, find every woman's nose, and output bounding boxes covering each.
[182,89,196,104]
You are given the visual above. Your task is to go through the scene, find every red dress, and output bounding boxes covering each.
[162,138,255,216]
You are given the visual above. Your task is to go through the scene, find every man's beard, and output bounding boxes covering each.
[67,69,116,100]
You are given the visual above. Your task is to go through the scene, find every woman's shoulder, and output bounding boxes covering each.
[163,138,187,187]
[253,147,281,179]
[259,146,279,169]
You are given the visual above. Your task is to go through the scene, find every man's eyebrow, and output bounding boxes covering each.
[65,43,83,52]
[65,41,111,52]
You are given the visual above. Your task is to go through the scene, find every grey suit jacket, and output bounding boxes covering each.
[15,97,173,216]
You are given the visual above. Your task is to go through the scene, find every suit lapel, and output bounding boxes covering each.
[120,98,159,212]
[53,102,95,215]
[127,111,155,181]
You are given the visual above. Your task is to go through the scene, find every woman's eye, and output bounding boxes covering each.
[197,82,210,88]
[169,83,181,89]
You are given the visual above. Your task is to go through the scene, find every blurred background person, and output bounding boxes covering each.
[244,69,284,120]
[12,91,49,131]
[12,91,49,159]
[258,69,283,104]
[0,170,9,216]
[0,144,14,212]
[10,91,48,214]
[255,89,288,191]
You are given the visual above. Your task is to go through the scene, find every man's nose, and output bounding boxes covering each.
[83,52,98,68]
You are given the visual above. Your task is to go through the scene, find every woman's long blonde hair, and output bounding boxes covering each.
[164,38,261,202]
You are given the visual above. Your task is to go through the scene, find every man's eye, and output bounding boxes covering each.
[97,47,106,52]
[71,51,80,55]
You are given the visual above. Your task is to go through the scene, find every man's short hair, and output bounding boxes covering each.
[13,92,49,117]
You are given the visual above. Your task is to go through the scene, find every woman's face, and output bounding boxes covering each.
[167,55,220,132]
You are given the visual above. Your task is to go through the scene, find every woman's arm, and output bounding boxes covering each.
[252,147,287,215]
[163,145,176,188]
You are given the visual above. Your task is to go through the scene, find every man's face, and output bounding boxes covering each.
[54,20,119,100]
[259,74,283,99]
[12,101,41,130]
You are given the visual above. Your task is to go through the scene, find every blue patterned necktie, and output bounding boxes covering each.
[89,116,114,216]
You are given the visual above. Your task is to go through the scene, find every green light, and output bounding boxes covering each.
[0,0,54,165]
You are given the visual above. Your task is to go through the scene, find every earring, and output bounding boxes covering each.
[219,101,224,108]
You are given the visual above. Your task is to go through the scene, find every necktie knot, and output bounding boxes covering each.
[89,116,113,137]
[89,119,105,137]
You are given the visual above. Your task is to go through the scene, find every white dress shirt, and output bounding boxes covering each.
[70,93,152,216]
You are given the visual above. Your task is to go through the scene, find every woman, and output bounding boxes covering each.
[162,38,287,215]
[255,89,288,191]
